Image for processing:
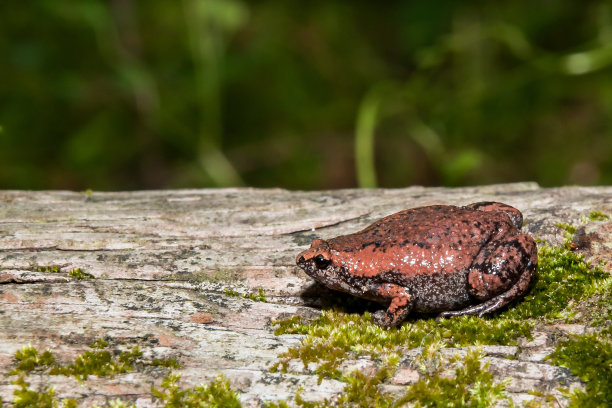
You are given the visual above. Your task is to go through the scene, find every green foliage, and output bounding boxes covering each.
[151,372,242,408]
[2,2,612,189]
[548,333,612,407]
[523,390,558,408]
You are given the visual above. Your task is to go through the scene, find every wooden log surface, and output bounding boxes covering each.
[0,184,610,407]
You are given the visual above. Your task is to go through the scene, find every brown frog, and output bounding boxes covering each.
[296,202,537,328]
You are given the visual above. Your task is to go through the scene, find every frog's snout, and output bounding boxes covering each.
[296,250,313,267]
[297,239,331,267]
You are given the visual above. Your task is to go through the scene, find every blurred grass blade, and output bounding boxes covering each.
[183,0,247,186]
[562,44,612,75]
[199,147,243,187]
[355,91,381,188]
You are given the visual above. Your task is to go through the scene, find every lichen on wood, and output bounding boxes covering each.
[0,184,610,406]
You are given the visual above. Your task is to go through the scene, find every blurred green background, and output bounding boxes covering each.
[1,1,611,190]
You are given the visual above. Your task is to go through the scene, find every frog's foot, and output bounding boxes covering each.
[439,234,537,319]
[369,283,413,328]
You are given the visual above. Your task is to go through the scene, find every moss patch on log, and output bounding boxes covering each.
[270,231,611,406]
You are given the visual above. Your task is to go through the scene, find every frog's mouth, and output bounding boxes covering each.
[296,254,331,280]
[297,254,361,296]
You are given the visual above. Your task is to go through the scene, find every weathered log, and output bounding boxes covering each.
[0,184,610,406]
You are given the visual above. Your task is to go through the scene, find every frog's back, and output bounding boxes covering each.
[371,204,511,242]
[328,204,516,276]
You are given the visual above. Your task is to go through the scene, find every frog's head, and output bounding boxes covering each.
[296,239,350,292]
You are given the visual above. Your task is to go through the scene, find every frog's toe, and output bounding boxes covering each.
[372,310,390,327]
[436,311,454,319]
[372,309,405,329]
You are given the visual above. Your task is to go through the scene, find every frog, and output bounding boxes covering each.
[296,202,537,328]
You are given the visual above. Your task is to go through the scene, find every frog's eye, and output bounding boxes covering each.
[314,254,330,269]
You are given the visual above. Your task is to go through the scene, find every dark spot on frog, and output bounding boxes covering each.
[361,241,383,250]
[296,202,537,328]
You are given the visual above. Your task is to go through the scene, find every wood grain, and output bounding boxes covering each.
[1,184,610,406]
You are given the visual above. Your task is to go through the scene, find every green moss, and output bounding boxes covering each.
[556,222,577,235]
[151,358,183,369]
[164,269,241,283]
[587,210,609,221]
[9,344,56,375]
[68,268,94,280]
[51,345,142,381]
[33,266,94,280]
[246,288,267,301]
[11,377,78,408]
[95,400,136,408]
[9,227,610,408]
[151,372,242,408]
[269,349,507,408]
[271,237,611,406]
[7,371,243,408]
[272,242,609,378]
[275,367,395,408]
[89,373,243,408]
[4,341,238,408]
[35,265,61,273]
[225,288,267,302]
[224,289,241,297]
[273,311,531,381]
[90,339,109,349]
[503,244,609,322]
[523,390,558,408]
[547,333,612,407]
[396,349,509,408]
[9,340,142,381]
[556,222,578,248]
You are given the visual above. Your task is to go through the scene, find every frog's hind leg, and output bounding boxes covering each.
[438,234,537,318]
